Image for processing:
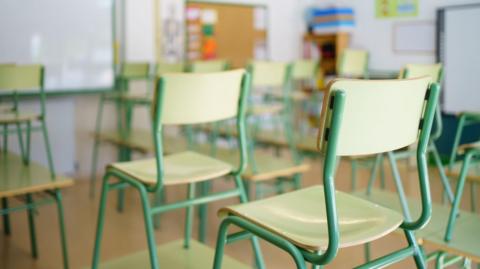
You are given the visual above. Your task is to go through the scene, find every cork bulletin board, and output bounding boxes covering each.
[186,2,267,68]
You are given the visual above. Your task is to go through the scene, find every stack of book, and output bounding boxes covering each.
[306,7,355,34]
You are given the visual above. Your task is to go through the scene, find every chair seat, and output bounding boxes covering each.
[95,239,249,269]
[0,112,40,124]
[445,161,480,183]
[220,185,403,251]
[353,189,480,263]
[94,129,187,154]
[268,91,310,101]
[0,152,73,198]
[210,148,310,181]
[0,104,13,113]
[457,141,480,154]
[108,151,233,186]
[248,104,283,115]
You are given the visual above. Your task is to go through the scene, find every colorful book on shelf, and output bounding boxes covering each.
[306,6,355,34]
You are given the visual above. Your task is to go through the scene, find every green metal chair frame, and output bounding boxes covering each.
[246,61,306,195]
[0,64,69,269]
[90,62,151,198]
[91,69,264,269]
[213,77,440,268]
[448,111,480,212]
[365,64,454,213]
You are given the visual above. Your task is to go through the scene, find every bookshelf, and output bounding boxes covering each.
[303,33,350,75]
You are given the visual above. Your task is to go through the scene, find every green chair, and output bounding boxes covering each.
[337,49,369,79]
[0,64,73,269]
[213,76,439,268]
[365,64,453,212]
[91,69,264,269]
[446,111,480,212]
[244,60,309,196]
[90,62,151,197]
[188,59,229,73]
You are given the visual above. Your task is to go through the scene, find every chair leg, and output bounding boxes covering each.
[89,138,101,198]
[90,94,106,198]
[26,194,38,259]
[364,242,371,262]
[15,122,27,164]
[470,182,477,212]
[2,124,8,154]
[153,188,164,230]
[138,183,160,269]
[92,174,111,269]
[212,217,231,269]
[351,159,357,191]
[184,183,195,248]
[41,119,56,178]
[53,190,69,269]
[387,152,412,221]
[293,173,302,190]
[404,230,427,269]
[430,144,454,204]
[435,252,447,269]
[233,175,265,269]
[2,197,10,235]
[198,181,209,243]
[367,154,382,195]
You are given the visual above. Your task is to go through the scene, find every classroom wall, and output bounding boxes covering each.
[301,0,480,70]
[59,0,480,177]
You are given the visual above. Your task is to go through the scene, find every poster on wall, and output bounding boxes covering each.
[160,0,184,62]
[376,0,418,18]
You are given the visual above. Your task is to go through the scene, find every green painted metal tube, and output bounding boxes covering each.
[92,174,112,269]
[0,198,54,214]
[150,189,241,215]
[26,194,38,259]
[444,149,480,242]
[2,198,11,235]
[387,151,412,221]
[54,190,69,269]
[400,83,440,231]
[184,183,195,249]
[226,230,253,244]
[213,216,303,269]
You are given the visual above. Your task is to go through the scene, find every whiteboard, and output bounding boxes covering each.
[442,5,480,114]
[0,0,114,92]
[393,21,435,53]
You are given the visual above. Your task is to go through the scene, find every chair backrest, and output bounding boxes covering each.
[119,62,150,79]
[403,63,443,83]
[337,49,369,78]
[189,59,229,73]
[249,61,290,88]
[317,77,433,156]
[154,69,246,126]
[0,64,43,91]
[291,59,318,81]
[156,62,185,76]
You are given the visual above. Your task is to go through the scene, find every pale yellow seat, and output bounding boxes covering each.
[211,148,310,181]
[248,103,283,116]
[0,152,73,198]
[337,49,369,78]
[0,112,40,124]
[189,59,229,73]
[108,151,233,186]
[221,186,403,251]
